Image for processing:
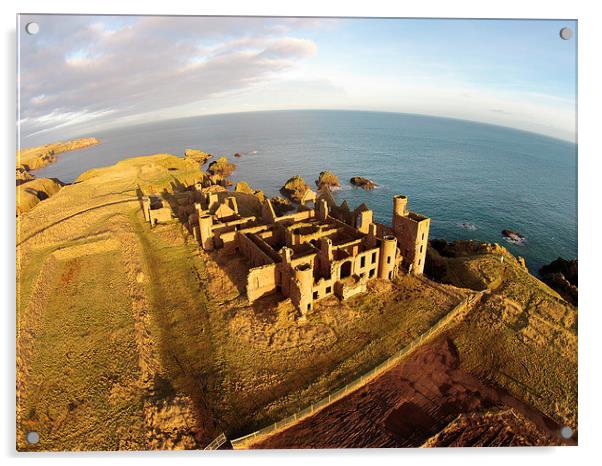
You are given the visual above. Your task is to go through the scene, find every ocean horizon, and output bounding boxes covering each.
[32,109,578,274]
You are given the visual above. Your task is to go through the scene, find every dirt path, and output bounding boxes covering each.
[17,197,139,246]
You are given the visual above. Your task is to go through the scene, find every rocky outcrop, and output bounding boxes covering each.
[16,177,64,216]
[422,409,562,447]
[16,167,34,186]
[350,176,376,190]
[502,229,526,244]
[207,174,231,188]
[234,181,253,194]
[17,137,99,172]
[270,196,294,216]
[207,156,236,177]
[280,175,312,203]
[539,258,578,305]
[184,149,212,165]
[234,181,266,202]
[429,239,506,258]
[426,239,511,290]
[315,171,340,189]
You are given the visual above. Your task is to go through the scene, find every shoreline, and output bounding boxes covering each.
[17,137,100,174]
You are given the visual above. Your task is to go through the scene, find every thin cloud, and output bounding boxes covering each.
[18,16,576,144]
[19,15,321,140]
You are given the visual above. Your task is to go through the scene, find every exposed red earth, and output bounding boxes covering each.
[253,338,570,448]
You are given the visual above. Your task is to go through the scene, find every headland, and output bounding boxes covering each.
[16,147,577,450]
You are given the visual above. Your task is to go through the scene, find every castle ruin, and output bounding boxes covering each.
[142,195,174,225]
[191,186,430,316]
[142,174,430,315]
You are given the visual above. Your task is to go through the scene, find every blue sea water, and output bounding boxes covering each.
[33,110,577,274]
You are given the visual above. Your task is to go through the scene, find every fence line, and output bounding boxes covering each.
[230,290,483,449]
[414,274,465,300]
[204,432,228,450]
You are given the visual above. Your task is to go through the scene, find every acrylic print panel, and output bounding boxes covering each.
[16,14,577,451]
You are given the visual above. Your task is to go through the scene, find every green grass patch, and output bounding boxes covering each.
[20,250,144,451]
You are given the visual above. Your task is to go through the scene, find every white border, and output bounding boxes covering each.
[3,1,601,465]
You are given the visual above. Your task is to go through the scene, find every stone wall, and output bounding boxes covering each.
[352,247,380,280]
[238,233,275,268]
[394,213,430,275]
[334,277,367,300]
[149,207,173,225]
[247,264,278,302]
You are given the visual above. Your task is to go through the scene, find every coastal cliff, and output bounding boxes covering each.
[539,258,578,305]
[16,148,577,450]
[16,177,64,216]
[17,137,100,172]
[16,137,100,215]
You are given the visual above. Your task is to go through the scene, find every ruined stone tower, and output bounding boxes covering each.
[392,195,430,275]
[198,214,214,251]
[175,178,431,313]
[292,263,314,315]
[378,235,398,280]
[355,208,373,234]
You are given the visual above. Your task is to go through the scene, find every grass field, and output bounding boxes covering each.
[17,154,207,450]
[20,244,145,450]
[16,153,577,450]
[17,153,467,449]
[176,265,461,436]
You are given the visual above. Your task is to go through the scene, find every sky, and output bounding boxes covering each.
[18,15,577,145]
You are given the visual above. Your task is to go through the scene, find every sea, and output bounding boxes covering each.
[32,110,578,274]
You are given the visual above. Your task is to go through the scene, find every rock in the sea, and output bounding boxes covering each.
[184,149,212,165]
[280,175,312,203]
[270,196,294,216]
[350,176,376,190]
[17,137,100,171]
[207,156,236,177]
[502,229,526,243]
[234,181,266,202]
[316,171,340,189]
[233,152,242,158]
[539,257,578,305]
[459,222,477,231]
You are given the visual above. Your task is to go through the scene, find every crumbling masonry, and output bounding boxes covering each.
[141,195,173,225]
[190,184,430,315]
[142,177,430,315]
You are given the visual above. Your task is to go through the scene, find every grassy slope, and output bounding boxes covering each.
[17,138,99,171]
[17,154,207,450]
[429,245,578,428]
[200,268,461,436]
[16,178,63,216]
[17,152,464,449]
[21,244,143,450]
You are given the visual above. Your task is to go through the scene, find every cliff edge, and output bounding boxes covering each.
[17,137,99,172]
